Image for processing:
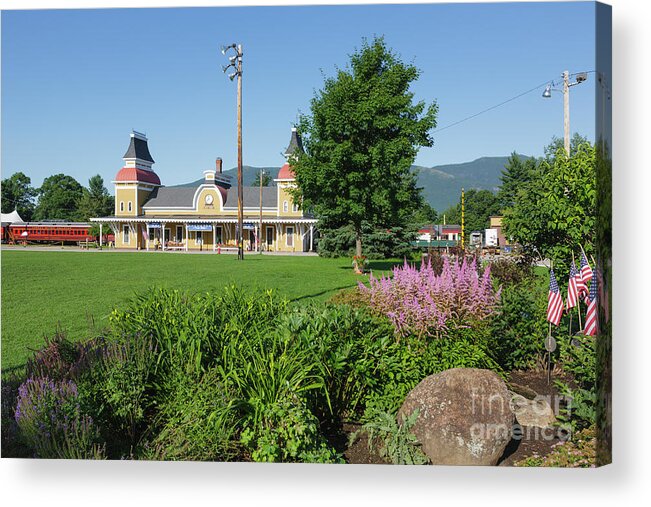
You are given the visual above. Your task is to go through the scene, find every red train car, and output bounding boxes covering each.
[2,221,116,245]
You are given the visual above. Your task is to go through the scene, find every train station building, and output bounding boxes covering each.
[91,129,317,253]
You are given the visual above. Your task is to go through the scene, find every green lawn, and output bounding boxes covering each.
[1,250,398,373]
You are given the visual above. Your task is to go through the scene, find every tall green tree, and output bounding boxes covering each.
[503,141,596,279]
[251,169,271,187]
[496,153,538,211]
[1,172,37,221]
[77,175,114,220]
[34,174,84,221]
[544,133,589,160]
[292,37,438,257]
[441,189,500,235]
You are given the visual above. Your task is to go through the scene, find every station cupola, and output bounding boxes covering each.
[276,127,304,181]
[115,131,161,186]
[114,131,160,217]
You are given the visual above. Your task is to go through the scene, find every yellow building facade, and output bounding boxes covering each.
[92,129,317,253]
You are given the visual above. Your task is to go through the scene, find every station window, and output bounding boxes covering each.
[128,201,132,212]
[283,200,288,212]
[120,201,124,212]
[123,225,130,244]
[286,226,294,247]
[293,203,299,212]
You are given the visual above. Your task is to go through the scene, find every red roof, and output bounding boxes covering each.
[115,167,161,185]
[277,163,295,180]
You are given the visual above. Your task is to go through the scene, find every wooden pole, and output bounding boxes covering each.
[237,44,244,261]
[563,70,570,156]
[259,169,263,254]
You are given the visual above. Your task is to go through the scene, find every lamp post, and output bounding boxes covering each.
[542,70,588,156]
[221,43,244,260]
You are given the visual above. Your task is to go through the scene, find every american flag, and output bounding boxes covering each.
[580,251,593,285]
[547,269,564,326]
[566,261,580,310]
[584,273,599,336]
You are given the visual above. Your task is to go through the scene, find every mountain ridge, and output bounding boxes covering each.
[172,155,530,212]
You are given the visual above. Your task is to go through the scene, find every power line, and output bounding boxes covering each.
[432,79,552,135]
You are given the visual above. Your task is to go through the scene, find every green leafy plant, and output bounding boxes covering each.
[351,407,429,465]
[555,334,596,430]
[78,334,157,451]
[142,368,240,461]
[487,281,549,370]
[240,399,342,463]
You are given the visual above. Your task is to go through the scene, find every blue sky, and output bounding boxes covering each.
[1,2,596,190]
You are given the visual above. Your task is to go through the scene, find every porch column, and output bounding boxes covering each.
[213,224,216,252]
[146,224,150,251]
[185,223,189,252]
[99,223,103,247]
[310,224,314,252]
[161,222,165,251]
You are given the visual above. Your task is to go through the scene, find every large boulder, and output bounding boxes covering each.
[398,368,514,466]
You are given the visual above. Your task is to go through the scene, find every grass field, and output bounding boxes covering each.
[1,250,399,373]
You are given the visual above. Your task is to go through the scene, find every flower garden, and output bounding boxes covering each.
[1,252,597,466]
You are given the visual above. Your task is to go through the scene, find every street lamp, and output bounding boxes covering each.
[542,70,588,156]
[221,42,244,260]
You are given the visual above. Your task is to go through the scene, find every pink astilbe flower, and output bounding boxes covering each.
[359,257,500,340]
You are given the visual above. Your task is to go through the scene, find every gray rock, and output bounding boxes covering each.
[510,394,557,428]
[398,368,514,466]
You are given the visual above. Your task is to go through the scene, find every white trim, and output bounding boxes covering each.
[90,216,317,225]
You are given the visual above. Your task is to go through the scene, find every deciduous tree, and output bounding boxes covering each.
[34,174,84,221]
[1,172,37,221]
[503,141,596,278]
[292,37,438,257]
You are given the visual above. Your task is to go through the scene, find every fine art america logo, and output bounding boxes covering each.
[470,388,574,442]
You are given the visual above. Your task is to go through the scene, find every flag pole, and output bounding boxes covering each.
[573,251,583,331]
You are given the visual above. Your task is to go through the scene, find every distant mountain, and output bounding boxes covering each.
[171,166,281,188]
[415,155,532,211]
[223,166,281,187]
[173,157,531,212]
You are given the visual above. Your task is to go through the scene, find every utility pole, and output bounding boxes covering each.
[236,45,243,260]
[543,70,587,157]
[222,43,244,260]
[259,169,264,253]
[563,70,570,156]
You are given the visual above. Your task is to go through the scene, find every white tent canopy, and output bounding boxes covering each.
[1,209,25,225]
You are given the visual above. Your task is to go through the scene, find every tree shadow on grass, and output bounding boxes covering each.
[336,260,404,272]
[290,284,358,303]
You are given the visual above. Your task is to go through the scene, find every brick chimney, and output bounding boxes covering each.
[215,157,223,173]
